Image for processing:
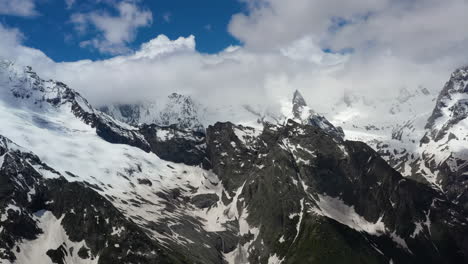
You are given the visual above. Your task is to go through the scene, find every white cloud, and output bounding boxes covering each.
[11,33,348,111]
[228,0,468,64]
[132,35,195,59]
[4,32,449,116]
[229,0,387,51]
[0,0,37,17]
[0,24,52,67]
[0,0,466,123]
[71,1,153,54]
[280,36,348,65]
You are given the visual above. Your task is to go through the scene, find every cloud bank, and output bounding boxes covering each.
[1,0,467,116]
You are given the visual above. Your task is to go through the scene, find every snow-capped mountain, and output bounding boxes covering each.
[332,64,468,210]
[100,89,343,140]
[327,81,435,179]
[1,60,468,264]
[417,66,468,206]
[100,93,205,132]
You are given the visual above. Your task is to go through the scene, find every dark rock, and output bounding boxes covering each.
[140,124,209,167]
[46,244,67,264]
[137,178,152,186]
[191,193,219,209]
[77,246,89,259]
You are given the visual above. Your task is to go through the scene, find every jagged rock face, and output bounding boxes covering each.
[100,93,205,132]
[205,120,468,264]
[292,90,345,140]
[426,66,468,141]
[416,66,468,210]
[139,124,209,167]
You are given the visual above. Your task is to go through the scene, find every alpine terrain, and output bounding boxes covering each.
[1,59,468,264]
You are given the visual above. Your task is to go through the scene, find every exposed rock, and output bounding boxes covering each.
[191,193,219,209]
[139,124,209,167]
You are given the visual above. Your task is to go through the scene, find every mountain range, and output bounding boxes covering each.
[0,59,468,264]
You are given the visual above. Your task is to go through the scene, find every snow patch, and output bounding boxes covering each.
[268,254,284,264]
[311,194,411,251]
[15,211,98,264]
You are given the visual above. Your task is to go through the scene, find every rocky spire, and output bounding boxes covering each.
[292,90,308,119]
[291,89,344,139]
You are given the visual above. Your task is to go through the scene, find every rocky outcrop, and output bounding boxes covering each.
[139,124,209,167]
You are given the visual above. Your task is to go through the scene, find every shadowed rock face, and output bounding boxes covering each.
[139,124,210,168]
[203,120,468,264]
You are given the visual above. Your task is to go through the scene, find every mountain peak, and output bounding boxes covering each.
[292,89,306,106]
[289,89,344,139]
[292,90,308,119]
[100,92,205,132]
[425,66,468,141]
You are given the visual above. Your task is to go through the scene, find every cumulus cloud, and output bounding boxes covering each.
[0,0,37,17]
[70,1,153,54]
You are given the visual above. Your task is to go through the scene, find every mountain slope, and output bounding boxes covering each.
[348,66,468,210]
[418,66,468,208]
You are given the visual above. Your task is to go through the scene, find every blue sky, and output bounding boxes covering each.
[0,0,244,61]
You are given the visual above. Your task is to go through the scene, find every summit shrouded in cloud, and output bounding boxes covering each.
[0,0,467,114]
